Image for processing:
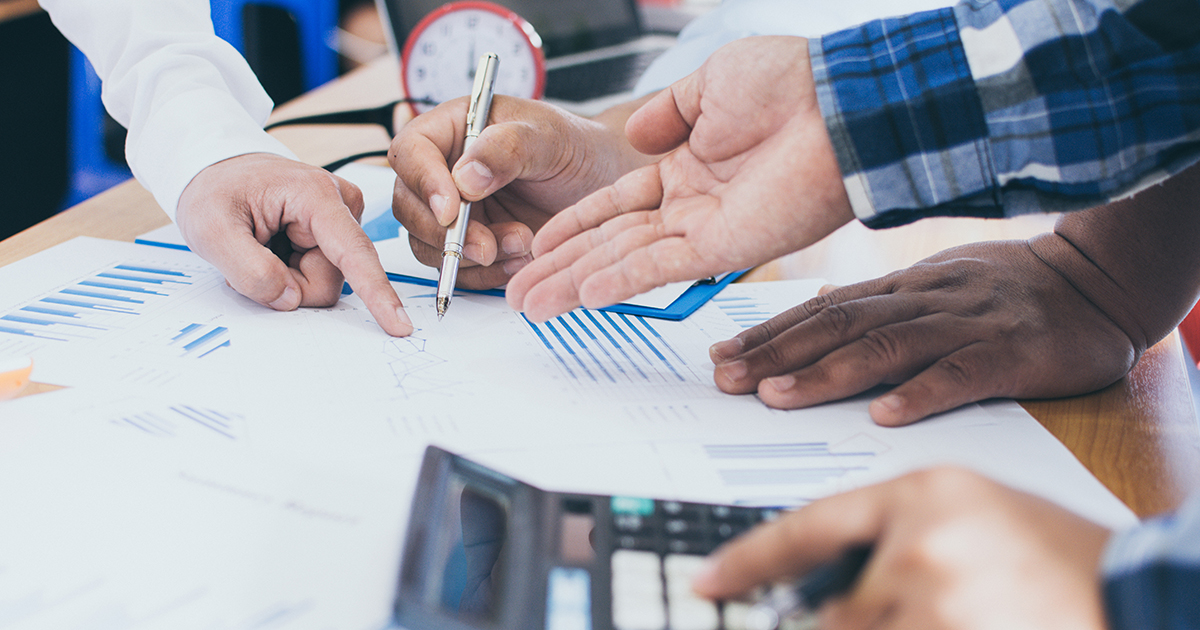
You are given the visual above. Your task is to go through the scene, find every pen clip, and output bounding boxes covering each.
[466,53,500,137]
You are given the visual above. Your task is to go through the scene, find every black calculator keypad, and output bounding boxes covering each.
[607,497,780,630]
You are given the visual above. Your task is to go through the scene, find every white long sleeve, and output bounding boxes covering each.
[39,0,299,219]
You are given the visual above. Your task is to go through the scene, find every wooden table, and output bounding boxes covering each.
[3,56,1198,519]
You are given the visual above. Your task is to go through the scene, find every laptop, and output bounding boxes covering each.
[376,0,676,115]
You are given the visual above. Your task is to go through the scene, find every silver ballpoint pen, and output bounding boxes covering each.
[436,52,499,320]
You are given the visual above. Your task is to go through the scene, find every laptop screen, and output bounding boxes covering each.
[379,0,644,58]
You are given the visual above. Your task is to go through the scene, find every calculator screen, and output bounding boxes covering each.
[425,475,511,622]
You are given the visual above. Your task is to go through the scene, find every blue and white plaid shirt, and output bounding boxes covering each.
[812,0,1200,228]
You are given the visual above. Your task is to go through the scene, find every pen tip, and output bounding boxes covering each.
[435,296,449,320]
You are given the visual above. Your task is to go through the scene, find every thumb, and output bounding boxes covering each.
[201,228,303,311]
[626,72,702,155]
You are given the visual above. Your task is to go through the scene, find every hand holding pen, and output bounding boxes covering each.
[436,53,500,319]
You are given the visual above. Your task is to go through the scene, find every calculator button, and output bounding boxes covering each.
[546,567,592,630]
[663,554,706,580]
[613,598,668,630]
[612,496,657,516]
[611,550,666,630]
[714,522,748,541]
[668,599,719,630]
[664,555,719,630]
[615,513,649,532]
[721,602,751,630]
[615,534,659,552]
[664,518,704,538]
[666,538,711,554]
[708,505,734,519]
[661,501,705,519]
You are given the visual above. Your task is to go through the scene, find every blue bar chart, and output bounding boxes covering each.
[0,263,196,343]
[524,309,711,398]
[113,404,246,441]
[709,295,773,329]
[169,323,231,359]
[704,442,875,487]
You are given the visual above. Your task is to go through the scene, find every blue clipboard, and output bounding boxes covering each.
[136,229,744,321]
[373,269,748,320]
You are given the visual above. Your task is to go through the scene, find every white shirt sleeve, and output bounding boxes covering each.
[38,0,299,220]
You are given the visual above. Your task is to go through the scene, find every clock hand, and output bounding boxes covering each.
[468,41,476,81]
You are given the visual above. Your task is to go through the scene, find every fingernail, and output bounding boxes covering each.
[501,233,526,256]
[710,338,744,362]
[463,242,485,264]
[456,161,493,197]
[876,393,904,413]
[268,285,298,311]
[503,255,532,276]
[395,306,414,333]
[766,374,796,392]
[430,194,451,224]
[717,359,747,382]
[691,554,723,593]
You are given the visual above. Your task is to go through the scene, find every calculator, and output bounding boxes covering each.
[393,446,782,630]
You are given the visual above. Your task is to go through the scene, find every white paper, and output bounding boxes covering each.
[0,238,1137,630]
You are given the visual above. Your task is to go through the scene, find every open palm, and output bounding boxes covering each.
[507,36,854,320]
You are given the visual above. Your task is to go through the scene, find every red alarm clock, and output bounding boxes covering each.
[401,1,546,116]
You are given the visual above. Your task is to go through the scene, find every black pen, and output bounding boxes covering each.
[744,546,872,630]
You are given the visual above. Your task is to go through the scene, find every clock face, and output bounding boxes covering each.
[402,1,546,115]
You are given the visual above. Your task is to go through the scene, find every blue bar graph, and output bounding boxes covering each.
[115,405,242,440]
[41,297,136,313]
[703,442,877,488]
[711,296,773,328]
[22,305,81,318]
[1,261,201,347]
[114,264,191,278]
[79,280,168,296]
[524,309,695,390]
[171,324,230,358]
[97,272,184,285]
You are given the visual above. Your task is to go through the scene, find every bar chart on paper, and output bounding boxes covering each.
[709,295,774,329]
[653,435,888,507]
[523,309,718,400]
[0,263,205,343]
[0,253,233,386]
[113,403,247,441]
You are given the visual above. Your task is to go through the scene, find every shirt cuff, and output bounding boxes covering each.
[812,8,1000,228]
[1101,493,1200,630]
[126,89,298,221]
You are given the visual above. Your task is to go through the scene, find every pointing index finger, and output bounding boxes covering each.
[303,192,414,337]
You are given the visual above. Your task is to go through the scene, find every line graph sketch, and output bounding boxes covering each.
[382,334,463,399]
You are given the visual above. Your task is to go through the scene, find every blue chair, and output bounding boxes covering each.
[64,0,339,208]
[210,0,339,93]
[63,47,132,208]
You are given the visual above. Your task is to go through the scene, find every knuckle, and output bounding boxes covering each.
[228,258,280,299]
[931,354,979,389]
[809,303,858,341]
[856,327,906,365]
[755,341,791,371]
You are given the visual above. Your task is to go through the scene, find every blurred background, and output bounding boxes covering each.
[0,0,390,242]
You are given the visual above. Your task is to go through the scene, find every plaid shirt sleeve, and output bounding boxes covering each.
[1102,492,1200,630]
[811,0,1200,228]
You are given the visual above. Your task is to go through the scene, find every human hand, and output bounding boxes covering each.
[708,239,1136,426]
[693,467,1110,630]
[175,153,413,336]
[506,36,854,321]
[389,95,654,290]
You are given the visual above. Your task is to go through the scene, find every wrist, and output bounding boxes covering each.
[1026,232,1148,357]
